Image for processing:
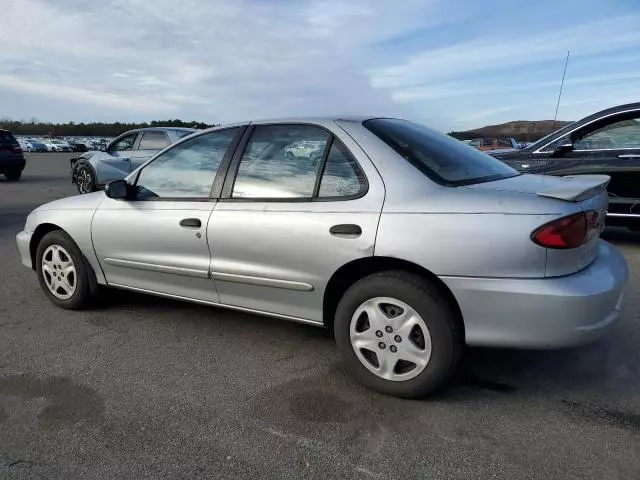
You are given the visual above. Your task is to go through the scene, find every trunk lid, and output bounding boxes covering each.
[467,173,609,276]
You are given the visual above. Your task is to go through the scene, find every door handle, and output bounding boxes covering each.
[330,224,362,237]
[618,154,640,159]
[180,218,201,228]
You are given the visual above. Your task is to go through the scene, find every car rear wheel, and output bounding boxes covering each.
[334,271,463,398]
[4,171,21,181]
[76,165,96,194]
[36,230,93,310]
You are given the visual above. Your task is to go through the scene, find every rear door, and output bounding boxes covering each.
[99,132,140,181]
[130,130,171,171]
[208,123,384,322]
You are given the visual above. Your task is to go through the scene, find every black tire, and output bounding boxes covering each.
[76,164,96,194]
[334,271,463,398]
[35,230,94,310]
[4,171,21,181]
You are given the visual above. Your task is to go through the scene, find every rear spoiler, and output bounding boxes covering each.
[536,175,610,202]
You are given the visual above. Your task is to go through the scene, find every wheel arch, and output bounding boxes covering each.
[29,223,100,294]
[323,256,465,337]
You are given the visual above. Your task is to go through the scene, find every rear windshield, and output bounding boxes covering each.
[0,132,19,146]
[364,119,519,186]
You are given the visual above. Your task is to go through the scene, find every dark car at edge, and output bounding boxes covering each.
[0,129,26,181]
[489,102,640,229]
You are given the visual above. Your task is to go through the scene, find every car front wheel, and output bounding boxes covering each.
[334,271,463,398]
[36,230,93,309]
[76,165,96,194]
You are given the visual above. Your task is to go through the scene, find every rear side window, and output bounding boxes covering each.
[0,132,19,146]
[364,119,519,186]
[139,131,170,150]
[318,140,367,198]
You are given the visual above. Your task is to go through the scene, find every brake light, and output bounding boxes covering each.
[532,211,599,249]
[11,146,22,153]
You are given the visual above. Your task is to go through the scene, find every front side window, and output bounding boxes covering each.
[573,115,640,150]
[135,128,238,199]
[365,118,519,186]
[111,134,138,152]
[139,131,170,150]
[232,125,330,199]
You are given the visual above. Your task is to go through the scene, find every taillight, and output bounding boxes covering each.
[11,146,22,153]
[532,211,599,249]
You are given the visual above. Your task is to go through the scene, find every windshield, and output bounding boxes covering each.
[364,118,519,186]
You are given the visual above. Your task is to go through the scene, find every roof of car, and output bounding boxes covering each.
[123,126,198,134]
[195,116,380,134]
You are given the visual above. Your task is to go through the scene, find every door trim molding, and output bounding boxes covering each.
[211,271,314,291]
[103,257,210,279]
[107,282,323,326]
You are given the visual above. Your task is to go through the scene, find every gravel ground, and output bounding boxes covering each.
[1,153,639,479]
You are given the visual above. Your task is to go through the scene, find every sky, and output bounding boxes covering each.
[0,0,639,131]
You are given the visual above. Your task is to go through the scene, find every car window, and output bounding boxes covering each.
[135,128,239,199]
[111,134,138,152]
[232,125,330,199]
[0,132,19,147]
[573,116,640,150]
[138,131,170,150]
[365,119,519,186]
[318,140,367,198]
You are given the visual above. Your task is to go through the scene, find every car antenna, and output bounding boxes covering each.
[552,50,571,132]
[543,51,570,175]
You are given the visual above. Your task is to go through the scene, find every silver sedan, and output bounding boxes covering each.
[16,117,628,398]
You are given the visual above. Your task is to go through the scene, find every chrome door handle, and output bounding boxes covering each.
[180,218,201,228]
[618,154,640,159]
[330,224,362,238]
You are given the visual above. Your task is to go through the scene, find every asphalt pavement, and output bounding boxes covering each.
[1,153,639,479]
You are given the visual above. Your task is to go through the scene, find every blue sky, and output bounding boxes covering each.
[0,0,639,131]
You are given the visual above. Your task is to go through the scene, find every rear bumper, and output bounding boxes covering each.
[16,230,33,269]
[442,240,629,349]
[0,155,26,173]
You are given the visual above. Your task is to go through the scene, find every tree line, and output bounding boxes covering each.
[0,119,217,137]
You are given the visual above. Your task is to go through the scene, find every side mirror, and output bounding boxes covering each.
[552,138,574,157]
[105,180,129,199]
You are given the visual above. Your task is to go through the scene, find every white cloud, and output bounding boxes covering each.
[0,0,638,131]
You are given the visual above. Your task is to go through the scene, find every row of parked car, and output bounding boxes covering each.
[16,137,112,153]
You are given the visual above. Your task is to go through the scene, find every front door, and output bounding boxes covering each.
[92,127,243,301]
[99,132,139,182]
[208,123,385,322]
[544,109,640,215]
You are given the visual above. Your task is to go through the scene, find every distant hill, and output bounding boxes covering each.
[450,120,573,143]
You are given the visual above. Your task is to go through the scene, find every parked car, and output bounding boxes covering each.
[489,102,640,229]
[27,139,49,152]
[70,127,195,194]
[0,129,25,181]
[66,140,89,152]
[16,117,628,398]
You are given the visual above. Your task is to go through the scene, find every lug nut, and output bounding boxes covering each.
[390,345,398,353]
[375,330,383,338]
[385,326,393,333]
[394,335,402,343]
[378,342,386,349]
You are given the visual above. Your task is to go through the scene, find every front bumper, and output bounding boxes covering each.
[16,230,33,269]
[443,240,629,349]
